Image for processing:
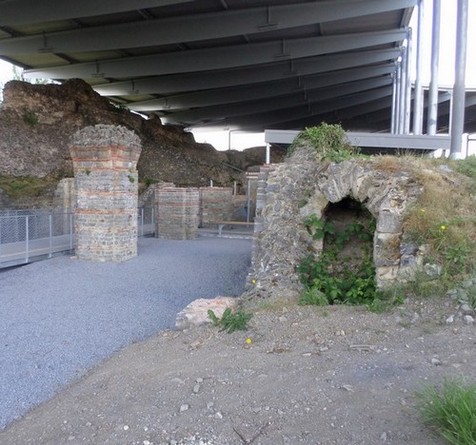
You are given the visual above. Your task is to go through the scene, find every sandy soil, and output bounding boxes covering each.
[1,297,475,445]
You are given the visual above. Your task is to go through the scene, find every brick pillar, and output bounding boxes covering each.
[157,187,200,239]
[70,125,142,262]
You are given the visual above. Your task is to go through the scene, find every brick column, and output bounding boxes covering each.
[70,125,142,262]
[156,187,200,239]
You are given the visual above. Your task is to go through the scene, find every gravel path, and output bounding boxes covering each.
[0,236,251,430]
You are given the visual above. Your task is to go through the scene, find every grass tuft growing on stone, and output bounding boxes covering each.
[291,122,359,162]
[416,379,476,445]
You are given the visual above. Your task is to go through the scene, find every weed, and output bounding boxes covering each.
[208,308,253,333]
[291,123,359,162]
[416,379,476,445]
[298,213,378,307]
[128,174,135,183]
[22,109,38,126]
[299,287,329,306]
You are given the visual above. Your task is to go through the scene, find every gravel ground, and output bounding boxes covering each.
[0,236,252,430]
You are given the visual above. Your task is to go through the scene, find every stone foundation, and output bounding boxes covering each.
[70,125,141,262]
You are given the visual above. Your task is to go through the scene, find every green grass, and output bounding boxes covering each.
[0,175,58,200]
[416,379,476,445]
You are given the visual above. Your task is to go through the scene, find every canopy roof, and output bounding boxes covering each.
[0,0,419,131]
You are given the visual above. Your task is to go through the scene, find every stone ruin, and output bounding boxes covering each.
[245,143,426,302]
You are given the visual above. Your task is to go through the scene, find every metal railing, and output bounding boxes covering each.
[0,210,74,268]
[0,207,156,268]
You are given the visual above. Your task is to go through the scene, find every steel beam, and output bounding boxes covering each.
[159,77,393,125]
[23,29,406,79]
[0,0,193,26]
[129,65,395,112]
[94,48,400,96]
[0,0,417,54]
[264,129,450,150]
[185,86,393,129]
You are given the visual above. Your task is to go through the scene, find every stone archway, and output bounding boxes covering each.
[247,154,423,301]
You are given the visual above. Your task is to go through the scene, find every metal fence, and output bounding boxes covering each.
[0,207,156,268]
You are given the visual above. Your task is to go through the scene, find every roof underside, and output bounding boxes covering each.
[0,0,433,132]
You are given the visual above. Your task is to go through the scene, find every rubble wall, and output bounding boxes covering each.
[246,145,424,302]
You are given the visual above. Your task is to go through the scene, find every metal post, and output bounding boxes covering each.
[69,212,73,251]
[140,207,144,237]
[427,0,441,135]
[413,0,425,135]
[48,214,53,258]
[404,29,412,135]
[399,48,407,135]
[450,0,469,159]
[25,215,29,263]
[391,72,397,134]
[265,143,271,165]
[395,61,402,134]
[246,178,251,223]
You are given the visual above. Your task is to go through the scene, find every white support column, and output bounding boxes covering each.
[404,29,412,135]
[427,0,441,135]
[413,0,425,135]
[265,143,271,165]
[399,47,407,134]
[391,72,397,134]
[395,60,402,134]
[450,0,469,159]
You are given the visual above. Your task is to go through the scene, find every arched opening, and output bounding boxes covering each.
[317,197,377,304]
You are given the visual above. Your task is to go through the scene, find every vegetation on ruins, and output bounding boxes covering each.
[0,175,58,200]
[298,207,386,309]
[291,122,359,161]
[292,123,476,309]
[208,308,253,333]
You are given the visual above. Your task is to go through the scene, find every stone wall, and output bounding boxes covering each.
[70,125,141,262]
[246,145,424,302]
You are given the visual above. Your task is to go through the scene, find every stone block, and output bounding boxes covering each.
[175,297,239,330]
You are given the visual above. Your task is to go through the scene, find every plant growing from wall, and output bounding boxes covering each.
[298,211,380,307]
[22,109,38,126]
[291,122,359,162]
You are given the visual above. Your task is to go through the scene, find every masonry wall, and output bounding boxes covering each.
[245,144,424,302]
[70,124,141,262]
[156,186,200,240]
[199,187,233,227]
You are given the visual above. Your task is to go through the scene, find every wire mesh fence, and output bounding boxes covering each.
[0,207,155,267]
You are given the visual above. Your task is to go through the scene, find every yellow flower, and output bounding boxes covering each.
[251,279,256,285]
[245,337,252,345]
[440,225,447,231]
[420,209,426,213]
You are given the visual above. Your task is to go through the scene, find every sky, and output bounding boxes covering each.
[0,1,475,150]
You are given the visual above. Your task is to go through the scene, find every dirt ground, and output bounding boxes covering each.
[1,296,475,445]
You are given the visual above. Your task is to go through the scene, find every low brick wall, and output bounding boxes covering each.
[199,187,233,227]
[70,124,141,262]
[156,187,200,239]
